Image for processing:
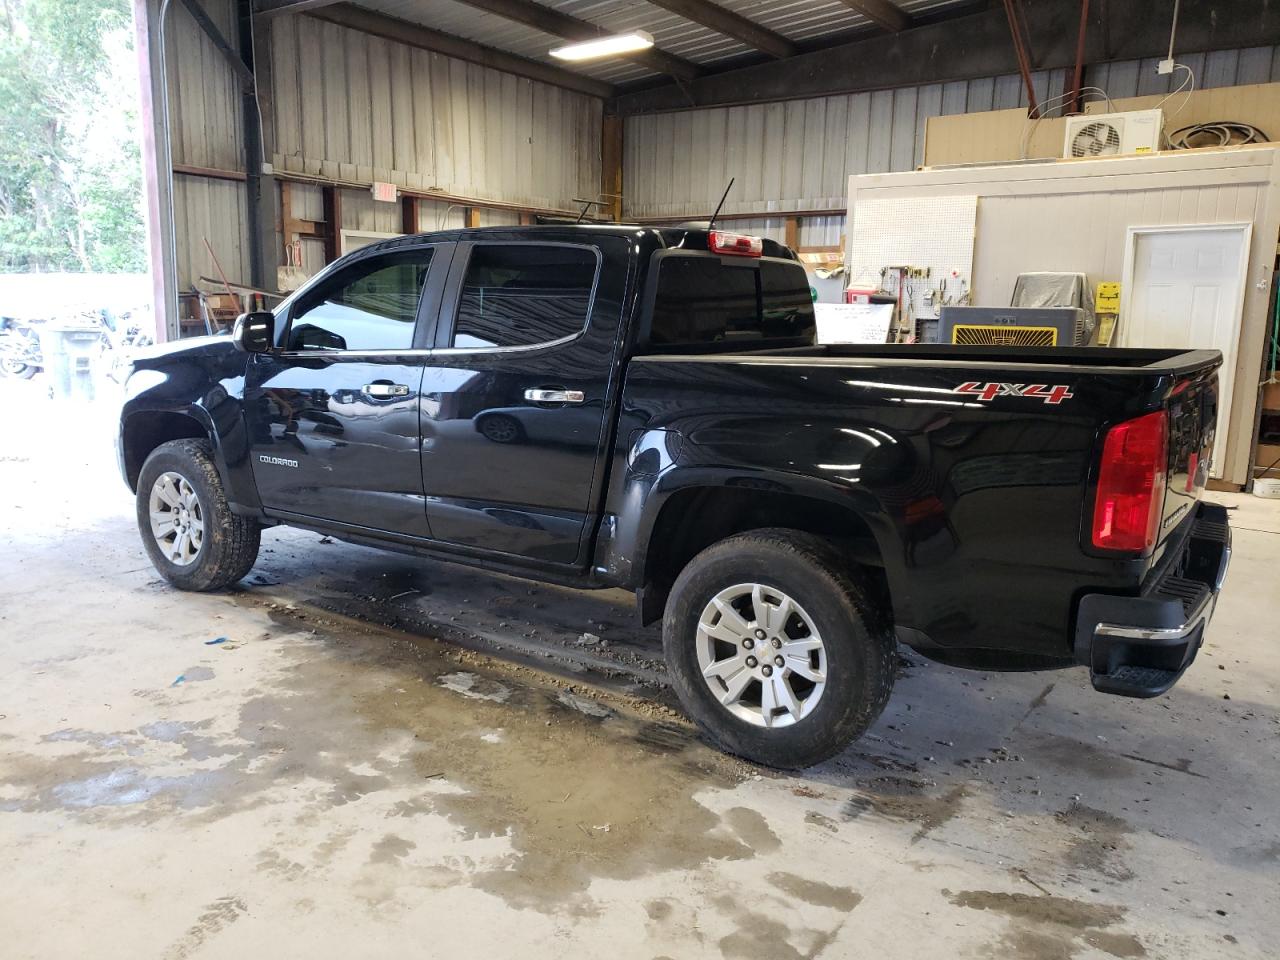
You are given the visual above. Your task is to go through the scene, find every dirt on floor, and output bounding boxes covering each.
[1,376,1278,959]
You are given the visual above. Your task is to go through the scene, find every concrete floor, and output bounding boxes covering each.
[1,376,1278,960]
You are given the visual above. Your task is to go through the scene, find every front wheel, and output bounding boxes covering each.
[0,358,36,379]
[137,439,261,591]
[662,529,895,769]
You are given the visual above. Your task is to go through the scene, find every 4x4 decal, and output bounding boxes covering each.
[955,382,1075,405]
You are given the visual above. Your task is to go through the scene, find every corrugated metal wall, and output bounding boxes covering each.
[623,45,1280,226]
[165,0,248,289]
[268,15,601,211]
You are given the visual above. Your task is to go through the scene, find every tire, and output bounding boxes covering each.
[136,439,261,591]
[1,360,36,380]
[662,528,895,769]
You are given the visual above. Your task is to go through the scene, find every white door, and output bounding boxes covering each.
[1121,225,1250,478]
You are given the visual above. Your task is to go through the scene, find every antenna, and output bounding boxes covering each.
[708,177,734,229]
[572,197,606,224]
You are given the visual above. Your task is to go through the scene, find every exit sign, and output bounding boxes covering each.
[371,181,397,203]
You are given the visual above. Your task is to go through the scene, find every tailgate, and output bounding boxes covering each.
[1160,368,1219,546]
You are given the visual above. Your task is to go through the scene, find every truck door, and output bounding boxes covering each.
[244,242,451,534]
[419,238,628,565]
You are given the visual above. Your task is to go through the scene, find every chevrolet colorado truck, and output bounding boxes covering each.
[118,224,1231,768]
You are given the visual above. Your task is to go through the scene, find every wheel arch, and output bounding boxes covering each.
[630,472,899,626]
[121,410,213,492]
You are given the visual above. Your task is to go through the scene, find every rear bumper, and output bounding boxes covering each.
[1074,502,1231,698]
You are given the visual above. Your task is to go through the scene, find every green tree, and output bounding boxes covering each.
[0,0,145,273]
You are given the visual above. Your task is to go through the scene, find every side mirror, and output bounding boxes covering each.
[233,311,275,354]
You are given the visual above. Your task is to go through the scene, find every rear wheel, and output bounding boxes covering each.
[662,528,895,769]
[136,439,260,591]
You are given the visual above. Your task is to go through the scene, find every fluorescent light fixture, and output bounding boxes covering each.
[550,31,654,62]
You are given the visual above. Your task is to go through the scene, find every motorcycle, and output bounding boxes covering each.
[0,317,43,380]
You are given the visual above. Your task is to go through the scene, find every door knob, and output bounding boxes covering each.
[524,388,585,404]
[363,382,410,398]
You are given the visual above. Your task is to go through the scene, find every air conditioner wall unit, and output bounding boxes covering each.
[1063,109,1164,159]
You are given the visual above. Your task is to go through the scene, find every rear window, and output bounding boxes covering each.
[647,255,815,347]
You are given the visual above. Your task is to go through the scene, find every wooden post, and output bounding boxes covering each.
[322,186,343,262]
[464,207,481,228]
[784,216,800,251]
[401,195,419,235]
[601,113,624,222]
[518,211,533,226]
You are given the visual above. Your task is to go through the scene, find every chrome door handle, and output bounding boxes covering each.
[524,388,585,404]
[363,382,410,398]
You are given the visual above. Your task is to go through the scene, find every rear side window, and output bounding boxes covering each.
[287,250,432,351]
[451,244,598,349]
[648,255,815,347]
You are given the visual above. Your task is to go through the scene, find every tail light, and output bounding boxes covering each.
[1091,410,1168,552]
[708,230,763,257]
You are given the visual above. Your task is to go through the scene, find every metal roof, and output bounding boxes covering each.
[348,0,981,88]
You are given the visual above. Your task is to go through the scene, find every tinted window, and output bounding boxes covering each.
[649,255,815,347]
[452,245,598,349]
[288,250,432,351]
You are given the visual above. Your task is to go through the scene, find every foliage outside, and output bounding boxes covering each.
[0,0,146,273]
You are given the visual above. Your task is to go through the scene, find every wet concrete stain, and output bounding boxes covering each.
[1055,802,1136,882]
[947,889,1145,959]
[163,896,247,960]
[841,776,968,843]
[1031,734,1135,781]
[766,872,862,911]
[712,894,846,960]
[369,833,416,865]
[723,807,781,853]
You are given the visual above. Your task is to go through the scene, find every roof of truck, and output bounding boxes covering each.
[364,223,799,260]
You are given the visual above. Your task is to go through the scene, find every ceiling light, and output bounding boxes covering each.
[550,31,654,62]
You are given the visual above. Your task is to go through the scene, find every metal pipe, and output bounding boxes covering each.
[1001,0,1039,115]
[1069,0,1090,115]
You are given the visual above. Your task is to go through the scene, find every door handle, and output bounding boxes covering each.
[524,388,585,404]
[363,382,410,398]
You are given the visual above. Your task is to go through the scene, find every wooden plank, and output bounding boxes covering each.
[402,196,419,234]
[601,114,623,222]
[784,216,799,250]
[464,207,481,228]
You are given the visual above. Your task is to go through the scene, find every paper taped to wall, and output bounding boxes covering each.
[814,302,893,344]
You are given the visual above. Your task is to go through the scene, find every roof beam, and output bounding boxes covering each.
[255,0,342,15]
[179,0,255,89]
[449,0,703,82]
[306,3,615,99]
[835,0,911,33]
[612,0,1280,114]
[643,0,797,59]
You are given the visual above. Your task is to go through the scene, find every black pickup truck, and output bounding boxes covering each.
[118,224,1231,768]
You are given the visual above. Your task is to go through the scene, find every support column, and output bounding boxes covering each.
[601,113,623,223]
[132,0,179,342]
[238,0,276,291]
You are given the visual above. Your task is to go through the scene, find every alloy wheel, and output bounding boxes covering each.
[695,583,827,728]
[149,471,205,566]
